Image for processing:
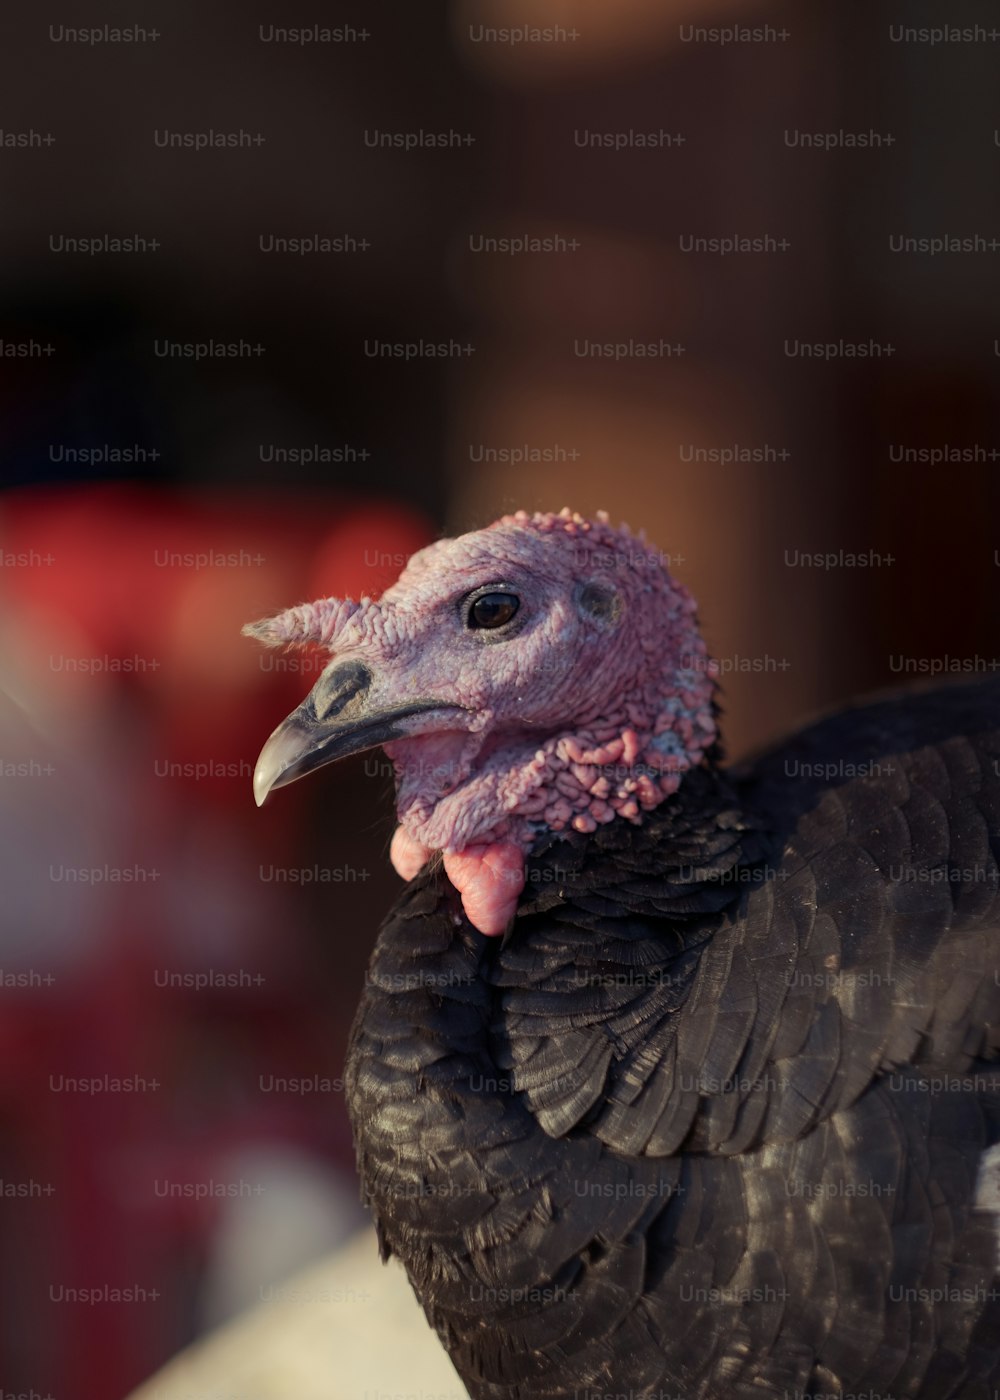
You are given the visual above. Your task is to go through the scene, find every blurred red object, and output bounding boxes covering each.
[0,485,433,1399]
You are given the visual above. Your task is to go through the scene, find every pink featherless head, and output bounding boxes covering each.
[244,507,719,936]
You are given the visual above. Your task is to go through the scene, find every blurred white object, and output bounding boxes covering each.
[128,1226,466,1400]
[198,1145,363,1328]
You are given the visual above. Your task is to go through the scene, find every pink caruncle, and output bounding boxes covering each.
[245,509,719,936]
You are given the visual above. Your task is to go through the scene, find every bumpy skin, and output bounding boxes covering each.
[246,509,718,934]
[345,677,1000,1400]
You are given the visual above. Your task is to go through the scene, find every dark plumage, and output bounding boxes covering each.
[345,678,1000,1399]
[246,511,1000,1398]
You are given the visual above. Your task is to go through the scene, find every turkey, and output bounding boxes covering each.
[244,507,1000,1400]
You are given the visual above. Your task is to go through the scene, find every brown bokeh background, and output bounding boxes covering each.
[0,2,998,1396]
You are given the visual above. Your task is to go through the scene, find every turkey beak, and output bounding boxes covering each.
[251,659,445,807]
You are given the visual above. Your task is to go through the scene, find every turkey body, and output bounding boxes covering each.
[345,677,1000,1400]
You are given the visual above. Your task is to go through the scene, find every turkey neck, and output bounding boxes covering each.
[344,761,763,1259]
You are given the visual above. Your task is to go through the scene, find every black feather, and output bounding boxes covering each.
[344,676,1000,1398]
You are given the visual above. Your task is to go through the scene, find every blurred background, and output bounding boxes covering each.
[1,0,999,1396]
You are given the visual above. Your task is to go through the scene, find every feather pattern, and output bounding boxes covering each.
[344,676,1000,1398]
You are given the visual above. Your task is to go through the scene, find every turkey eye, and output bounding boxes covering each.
[467,592,519,630]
